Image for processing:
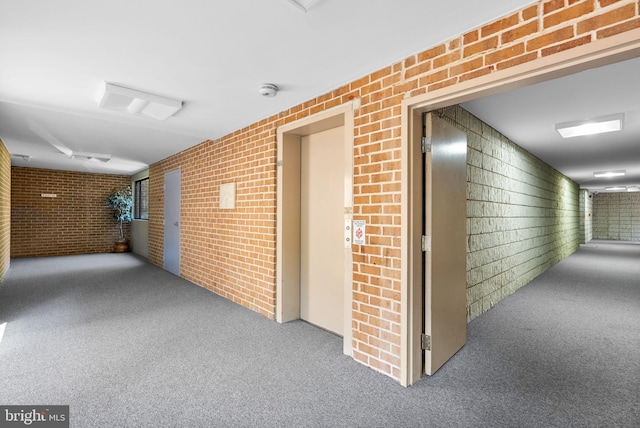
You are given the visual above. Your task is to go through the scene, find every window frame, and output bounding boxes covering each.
[134,177,149,220]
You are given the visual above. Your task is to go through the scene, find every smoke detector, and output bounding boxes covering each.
[259,83,278,97]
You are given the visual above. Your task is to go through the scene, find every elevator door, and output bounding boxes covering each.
[300,126,345,335]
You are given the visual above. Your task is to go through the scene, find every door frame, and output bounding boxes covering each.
[276,99,359,356]
[400,29,640,386]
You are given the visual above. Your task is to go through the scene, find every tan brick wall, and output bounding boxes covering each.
[0,140,10,280]
[593,192,640,240]
[149,127,277,317]
[437,106,580,320]
[11,167,131,257]
[148,1,640,380]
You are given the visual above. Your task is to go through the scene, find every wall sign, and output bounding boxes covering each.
[353,220,366,245]
[220,183,236,209]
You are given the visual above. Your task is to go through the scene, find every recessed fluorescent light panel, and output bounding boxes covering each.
[555,113,624,138]
[70,152,111,162]
[11,154,31,162]
[593,170,626,178]
[605,186,627,191]
[97,82,183,120]
[287,0,323,12]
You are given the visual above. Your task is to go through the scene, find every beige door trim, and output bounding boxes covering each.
[400,29,640,386]
[276,99,359,356]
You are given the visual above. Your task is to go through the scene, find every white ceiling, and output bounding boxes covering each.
[461,56,640,193]
[0,0,638,193]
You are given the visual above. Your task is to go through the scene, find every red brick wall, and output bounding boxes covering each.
[11,167,131,258]
[0,140,10,280]
[148,0,640,380]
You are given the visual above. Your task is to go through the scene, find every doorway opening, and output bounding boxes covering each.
[276,101,358,355]
[400,31,640,386]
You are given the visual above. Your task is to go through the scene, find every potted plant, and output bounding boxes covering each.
[106,185,133,253]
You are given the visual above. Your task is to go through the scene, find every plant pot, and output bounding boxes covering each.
[113,241,130,253]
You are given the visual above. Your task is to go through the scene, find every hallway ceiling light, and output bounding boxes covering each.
[97,82,183,121]
[286,0,324,12]
[605,186,627,191]
[593,170,626,178]
[555,113,624,138]
[70,151,111,162]
[11,154,31,162]
[628,186,640,192]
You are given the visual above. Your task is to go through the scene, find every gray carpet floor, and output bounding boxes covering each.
[0,240,638,427]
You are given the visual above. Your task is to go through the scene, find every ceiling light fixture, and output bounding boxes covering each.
[593,170,626,178]
[605,186,627,191]
[628,186,640,192]
[43,136,112,163]
[97,82,183,121]
[555,113,624,138]
[11,154,31,162]
[286,0,324,12]
[70,151,111,162]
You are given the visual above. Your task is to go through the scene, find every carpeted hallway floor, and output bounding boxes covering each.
[0,240,638,427]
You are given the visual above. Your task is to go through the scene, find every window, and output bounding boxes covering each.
[134,177,149,220]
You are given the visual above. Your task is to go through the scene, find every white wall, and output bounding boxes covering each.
[579,189,593,244]
[131,169,149,258]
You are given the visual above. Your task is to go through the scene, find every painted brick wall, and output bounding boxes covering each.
[148,1,640,380]
[437,106,580,320]
[579,189,594,243]
[0,140,10,280]
[593,192,640,240]
[11,167,131,258]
